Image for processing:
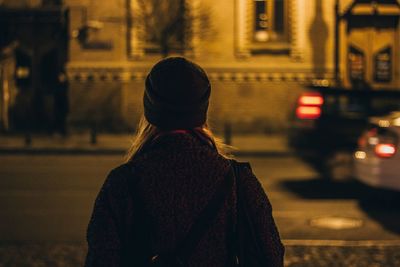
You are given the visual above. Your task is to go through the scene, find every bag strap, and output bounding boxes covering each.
[173,162,235,262]
[122,162,234,265]
[231,160,269,267]
[117,164,151,265]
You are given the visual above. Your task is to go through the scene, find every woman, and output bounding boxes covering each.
[84,57,284,267]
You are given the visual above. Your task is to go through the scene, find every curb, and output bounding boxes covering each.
[0,148,293,157]
[234,151,293,157]
[283,239,400,247]
[0,148,127,155]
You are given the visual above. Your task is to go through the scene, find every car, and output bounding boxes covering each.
[353,111,400,191]
[288,82,400,180]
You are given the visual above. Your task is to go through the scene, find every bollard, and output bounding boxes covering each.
[90,124,97,145]
[224,122,232,145]
[24,132,32,146]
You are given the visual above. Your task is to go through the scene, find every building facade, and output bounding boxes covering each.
[1,0,68,132]
[3,0,400,133]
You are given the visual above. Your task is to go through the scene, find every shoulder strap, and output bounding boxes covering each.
[119,163,156,265]
[232,160,269,267]
[121,162,235,265]
[174,163,235,261]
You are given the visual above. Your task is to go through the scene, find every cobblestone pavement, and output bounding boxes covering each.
[0,243,399,267]
[285,245,400,267]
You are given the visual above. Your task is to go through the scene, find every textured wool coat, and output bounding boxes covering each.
[84,132,284,267]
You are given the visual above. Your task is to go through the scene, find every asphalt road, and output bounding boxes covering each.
[1,154,399,244]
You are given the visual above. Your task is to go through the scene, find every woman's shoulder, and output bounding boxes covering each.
[101,163,136,192]
[109,163,133,177]
[233,160,268,192]
[233,160,252,171]
[231,160,254,179]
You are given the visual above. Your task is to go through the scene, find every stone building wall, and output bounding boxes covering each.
[67,68,316,133]
[66,0,338,133]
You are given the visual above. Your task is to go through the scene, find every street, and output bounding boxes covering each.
[2,0,400,266]
[1,154,400,266]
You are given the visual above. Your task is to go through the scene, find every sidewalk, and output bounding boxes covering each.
[1,242,399,267]
[0,132,291,156]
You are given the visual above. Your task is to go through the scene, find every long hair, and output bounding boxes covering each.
[125,115,233,162]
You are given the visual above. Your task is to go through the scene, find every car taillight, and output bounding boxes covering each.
[356,127,379,149]
[296,106,321,120]
[296,92,323,120]
[298,93,324,106]
[375,143,396,158]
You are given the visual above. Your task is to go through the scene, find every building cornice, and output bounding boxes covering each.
[67,65,334,83]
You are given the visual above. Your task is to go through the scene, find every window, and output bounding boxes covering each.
[141,0,186,54]
[236,0,302,58]
[253,0,286,42]
[129,0,188,56]
[251,0,290,51]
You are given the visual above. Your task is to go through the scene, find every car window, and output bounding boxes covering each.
[322,93,400,118]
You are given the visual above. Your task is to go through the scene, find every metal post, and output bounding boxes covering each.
[24,132,32,146]
[90,123,97,145]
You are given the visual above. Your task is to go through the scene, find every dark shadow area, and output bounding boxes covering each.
[358,188,400,235]
[280,176,372,199]
[281,176,400,235]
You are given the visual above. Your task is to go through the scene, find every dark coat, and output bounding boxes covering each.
[84,133,284,267]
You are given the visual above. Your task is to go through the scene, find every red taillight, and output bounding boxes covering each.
[358,135,366,148]
[298,93,324,106]
[375,144,396,158]
[296,92,323,120]
[296,106,321,120]
[359,128,377,147]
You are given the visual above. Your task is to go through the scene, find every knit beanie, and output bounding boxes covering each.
[143,57,211,129]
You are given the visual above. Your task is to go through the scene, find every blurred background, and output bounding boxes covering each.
[1,0,400,266]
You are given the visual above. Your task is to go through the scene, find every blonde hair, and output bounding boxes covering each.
[125,115,233,162]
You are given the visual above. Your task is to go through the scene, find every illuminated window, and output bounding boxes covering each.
[252,0,290,50]
[236,0,301,58]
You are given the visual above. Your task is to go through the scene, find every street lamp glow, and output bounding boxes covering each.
[378,120,390,128]
[354,151,366,159]
[255,30,269,42]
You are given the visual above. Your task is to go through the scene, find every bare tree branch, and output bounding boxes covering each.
[133,0,214,57]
